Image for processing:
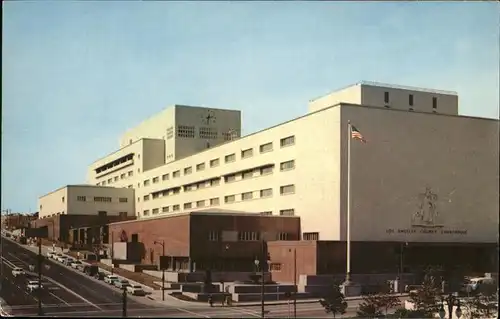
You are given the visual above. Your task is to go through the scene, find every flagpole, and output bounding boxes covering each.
[346,120,352,282]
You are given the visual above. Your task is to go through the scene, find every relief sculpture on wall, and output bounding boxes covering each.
[411,187,444,229]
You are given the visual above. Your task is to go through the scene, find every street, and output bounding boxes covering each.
[1,236,404,317]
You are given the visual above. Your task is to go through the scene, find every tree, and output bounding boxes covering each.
[319,284,348,318]
[408,273,441,317]
[463,292,498,319]
[356,293,401,318]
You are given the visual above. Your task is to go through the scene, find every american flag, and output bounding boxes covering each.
[351,125,366,143]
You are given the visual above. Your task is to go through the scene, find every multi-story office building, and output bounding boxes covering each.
[38,185,135,219]
[86,82,499,247]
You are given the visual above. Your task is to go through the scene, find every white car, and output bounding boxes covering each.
[52,253,63,260]
[56,256,68,263]
[46,251,55,258]
[26,280,43,292]
[71,261,82,269]
[64,258,75,266]
[12,267,25,277]
[127,285,146,296]
[114,279,130,289]
[104,275,119,285]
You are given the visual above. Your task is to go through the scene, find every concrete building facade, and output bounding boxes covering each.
[85,82,498,246]
[38,185,135,219]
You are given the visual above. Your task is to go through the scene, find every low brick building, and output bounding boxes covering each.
[31,214,134,245]
[2,213,37,230]
[107,210,300,272]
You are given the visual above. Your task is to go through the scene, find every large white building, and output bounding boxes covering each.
[86,82,499,244]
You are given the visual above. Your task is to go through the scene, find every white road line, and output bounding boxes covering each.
[175,307,211,318]
[49,291,70,306]
[4,252,102,311]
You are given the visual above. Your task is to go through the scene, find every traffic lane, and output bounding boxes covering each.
[4,240,154,310]
[1,259,39,307]
[3,241,130,309]
[41,304,197,317]
[5,240,153,310]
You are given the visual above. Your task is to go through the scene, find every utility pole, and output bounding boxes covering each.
[261,240,265,318]
[37,237,43,316]
[122,286,127,317]
[154,240,165,301]
[293,248,297,319]
[111,231,114,275]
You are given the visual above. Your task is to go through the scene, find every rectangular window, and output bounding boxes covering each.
[225,195,235,203]
[303,232,319,241]
[260,165,273,175]
[127,185,133,188]
[238,231,260,241]
[196,163,206,171]
[144,180,150,186]
[162,206,169,213]
[120,173,126,179]
[241,148,253,159]
[77,196,86,202]
[409,94,414,106]
[278,232,288,240]
[196,200,205,208]
[270,263,282,272]
[119,198,128,203]
[173,170,180,178]
[280,136,295,148]
[260,211,272,216]
[210,178,220,186]
[143,210,150,216]
[210,158,220,167]
[280,184,295,195]
[184,167,192,175]
[94,197,112,202]
[153,177,159,183]
[225,174,236,183]
[102,181,106,186]
[152,193,159,199]
[242,170,253,180]
[184,202,192,209]
[143,195,150,201]
[162,174,169,181]
[152,208,159,215]
[225,153,236,163]
[162,190,168,197]
[260,188,273,198]
[242,192,253,201]
[280,209,295,216]
[128,171,133,177]
[208,231,219,241]
[432,97,437,109]
[173,187,180,194]
[280,160,295,171]
[210,198,220,206]
[259,142,273,153]
[114,176,119,181]
[172,204,180,211]
[384,91,390,104]
[98,211,107,217]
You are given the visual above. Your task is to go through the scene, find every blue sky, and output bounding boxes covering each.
[2,1,499,213]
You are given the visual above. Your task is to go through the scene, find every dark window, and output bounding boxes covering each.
[384,91,390,104]
[432,97,437,109]
[409,94,414,106]
[98,211,107,218]
[131,234,138,242]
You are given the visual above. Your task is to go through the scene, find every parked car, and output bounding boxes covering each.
[84,265,99,276]
[64,258,75,266]
[12,267,25,277]
[46,251,55,258]
[94,271,106,280]
[127,285,146,296]
[71,261,83,269]
[104,275,119,285]
[26,280,43,293]
[52,253,63,260]
[114,279,131,289]
[57,256,68,263]
[76,264,85,272]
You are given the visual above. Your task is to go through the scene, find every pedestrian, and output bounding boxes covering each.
[208,294,213,307]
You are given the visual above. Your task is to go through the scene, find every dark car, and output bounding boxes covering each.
[84,265,99,276]
[94,271,106,280]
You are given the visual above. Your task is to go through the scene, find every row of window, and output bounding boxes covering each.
[208,231,290,242]
[98,170,134,186]
[223,184,295,204]
[383,92,439,110]
[142,204,294,217]
[76,196,128,203]
[95,153,134,174]
[140,135,296,188]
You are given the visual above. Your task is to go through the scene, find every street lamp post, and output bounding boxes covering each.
[111,231,114,275]
[37,237,43,316]
[154,240,166,301]
[254,258,265,318]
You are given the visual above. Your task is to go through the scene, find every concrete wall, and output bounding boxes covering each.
[308,84,362,113]
[340,104,499,243]
[38,187,68,218]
